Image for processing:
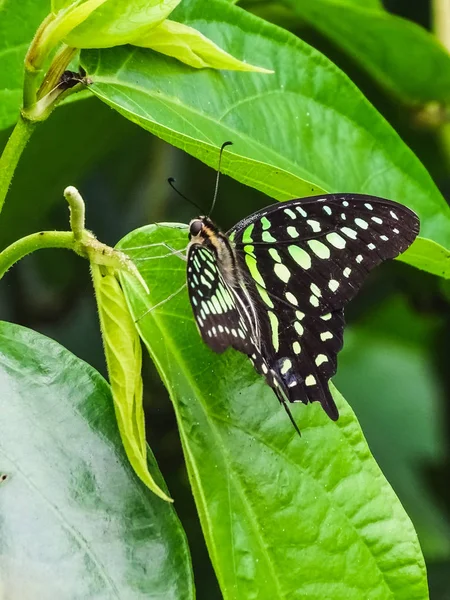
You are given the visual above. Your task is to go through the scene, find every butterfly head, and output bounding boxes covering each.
[188,216,218,244]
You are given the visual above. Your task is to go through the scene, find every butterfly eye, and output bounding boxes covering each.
[189,220,203,237]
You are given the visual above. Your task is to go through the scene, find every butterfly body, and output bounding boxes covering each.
[186,193,419,429]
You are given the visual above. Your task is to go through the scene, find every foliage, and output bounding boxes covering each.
[1,0,450,597]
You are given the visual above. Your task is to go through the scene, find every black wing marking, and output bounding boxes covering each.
[230,193,419,418]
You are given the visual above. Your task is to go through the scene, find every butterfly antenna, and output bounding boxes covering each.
[209,141,233,217]
[168,178,203,213]
[282,402,302,438]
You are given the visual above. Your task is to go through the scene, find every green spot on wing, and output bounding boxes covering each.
[268,310,279,352]
[308,240,331,259]
[244,252,265,288]
[288,245,312,269]
[274,263,290,283]
[261,216,271,230]
[242,224,254,244]
[262,231,277,243]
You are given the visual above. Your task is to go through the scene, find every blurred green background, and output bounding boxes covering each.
[1,0,450,597]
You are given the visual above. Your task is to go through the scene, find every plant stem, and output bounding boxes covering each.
[0,116,36,216]
[0,231,75,279]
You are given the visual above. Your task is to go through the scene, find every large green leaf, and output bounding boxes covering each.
[335,297,450,560]
[0,0,50,130]
[80,0,450,281]
[118,223,428,600]
[0,320,194,599]
[282,0,450,106]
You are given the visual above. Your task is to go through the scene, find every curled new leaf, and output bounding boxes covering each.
[33,0,108,69]
[139,19,273,72]
[64,0,181,48]
[91,263,171,502]
[62,0,270,72]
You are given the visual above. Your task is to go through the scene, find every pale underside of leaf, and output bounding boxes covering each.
[0,320,194,599]
[91,263,171,501]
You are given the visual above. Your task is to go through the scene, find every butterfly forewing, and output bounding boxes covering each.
[230,194,419,314]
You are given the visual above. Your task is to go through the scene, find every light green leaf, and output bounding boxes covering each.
[398,237,450,279]
[118,223,429,600]
[65,0,181,48]
[81,0,450,280]
[139,18,273,71]
[65,0,269,72]
[52,0,84,12]
[42,0,109,62]
[0,320,194,599]
[283,0,450,105]
[91,263,171,502]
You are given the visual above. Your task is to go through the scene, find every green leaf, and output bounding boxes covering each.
[0,320,194,598]
[42,0,109,61]
[65,0,181,48]
[91,263,170,501]
[137,19,273,71]
[118,223,429,600]
[282,0,450,105]
[65,0,268,72]
[0,0,50,130]
[335,297,450,561]
[398,237,450,279]
[80,0,450,280]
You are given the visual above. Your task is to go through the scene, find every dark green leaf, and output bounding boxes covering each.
[335,297,450,560]
[282,0,450,106]
[118,223,429,600]
[80,0,450,280]
[0,320,194,599]
[0,97,148,249]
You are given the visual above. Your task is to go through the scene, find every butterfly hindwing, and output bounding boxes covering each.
[229,193,419,417]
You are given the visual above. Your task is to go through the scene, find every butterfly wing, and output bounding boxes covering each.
[187,243,258,355]
[229,193,419,418]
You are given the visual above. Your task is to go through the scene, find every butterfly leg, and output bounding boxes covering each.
[272,384,302,437]
[128,242,187,262]
[135,282,187,322]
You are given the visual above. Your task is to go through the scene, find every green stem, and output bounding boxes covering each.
[0,116,36,216]
[0,231,74,279]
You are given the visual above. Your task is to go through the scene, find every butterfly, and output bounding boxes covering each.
[186,192,419,434]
